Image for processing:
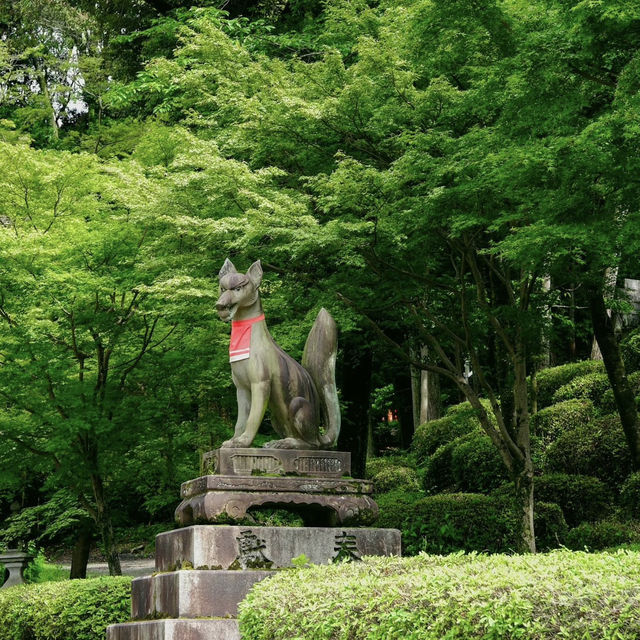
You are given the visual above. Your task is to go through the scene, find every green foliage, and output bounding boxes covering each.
[533,502,569,552]
[565,521,640,552]
[421,440,458,492]
[421,429,507,494]
[371,466,421,495]
[366,455,420,494]
[23,552,68,583]
[0,577,131,640]
[534,361,604,410]
[365,454,415,478]
[544,415,633,488]
[450,431,509,493]
[530,399,595,446]
[376,491,516,555]
[535,474,612,527]
[621,329,640,373]
[620,472,640,520]
[239,550,640,640]
[0,491,88,548]
[412,402,486,464]
[552,371,613,409]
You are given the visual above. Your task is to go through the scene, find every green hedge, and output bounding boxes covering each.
[412,401,490,464]
[544,415,633,488]
[239,550,640,640]
[530,399,594,445]
[421,438,458,492]
[450,431,508,493]
[375,491,565,554]
[534,360,604,409]
[565,520,640,551]
[552,371,612,410]
[365,454,415,478]
[0,577,132,640]
[620,472,640,520]
[535,473,612,527]
[365,455,421,494]
[600,371,640,413]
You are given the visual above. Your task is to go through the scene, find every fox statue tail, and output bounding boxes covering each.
[302,308,341,449]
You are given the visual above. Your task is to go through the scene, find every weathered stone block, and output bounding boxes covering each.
[0,550,34,589]
[201,448,351,478]
[107,619,239,640]
[156,525,401,571]
[131,570,273,619]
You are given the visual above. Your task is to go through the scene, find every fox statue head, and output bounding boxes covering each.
[215,258,263,322]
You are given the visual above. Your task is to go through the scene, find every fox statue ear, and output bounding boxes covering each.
[219,258,237,279]
[247,260,263,288]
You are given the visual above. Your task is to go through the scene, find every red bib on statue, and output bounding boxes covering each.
[229,314,265,362]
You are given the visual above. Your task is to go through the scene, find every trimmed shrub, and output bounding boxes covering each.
[422,439,458,492]
[371,466,421,494]
[534,360,604,409]
[621,329,640,373]
[412,401,490,463]
[535,474,612,527]
[620,472,640,520]
[565,520,640,551]
[365,454,415,479]
[377,492,516,555]
[450,431,508,493]
[600,370,640,413]
[239,550,640,640]
[0,576,131,640]
[544,415,633,488]
[533,502,568,551]
[530,399,594,446]
[552,371,612,410]
[377,490,566,554]
[375,490,426,533]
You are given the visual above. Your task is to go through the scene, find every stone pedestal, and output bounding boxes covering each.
[0,549,34,589]
[107,449,401,640]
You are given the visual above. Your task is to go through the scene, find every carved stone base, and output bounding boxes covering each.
[202,448,351,478]
[107,619,239,640]
[175,474,376,526]
[155,525,401,571]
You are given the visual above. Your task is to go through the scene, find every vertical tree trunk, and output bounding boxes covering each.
[337,335,372,477]
[91,474,121,576]
[513,329,536,553]
[589,288,640,469]
[411,346,441,427]
[70,520,92,579]
[514,463,536,553]
[420,368,441,424]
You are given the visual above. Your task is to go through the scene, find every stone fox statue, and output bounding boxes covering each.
[215,259,341,450]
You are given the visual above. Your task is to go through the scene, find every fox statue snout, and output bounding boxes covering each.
[217,258,341,450]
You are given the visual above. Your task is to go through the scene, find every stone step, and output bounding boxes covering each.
[156,525,402,572]
[107,619,239,640]
[132,570,273,620]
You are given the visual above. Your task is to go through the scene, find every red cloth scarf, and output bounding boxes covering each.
[229,314,265,362]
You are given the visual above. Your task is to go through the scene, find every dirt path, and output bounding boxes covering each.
[60,557,155,578]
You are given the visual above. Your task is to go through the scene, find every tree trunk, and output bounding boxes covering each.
[337,335,372,477]
[513,339,535,553]
[411,346,441,428]
[91,474,121,576]
[589,288,640,469]
[514,463,536,553]
[394,370,414,449]
[70,521,92,579]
